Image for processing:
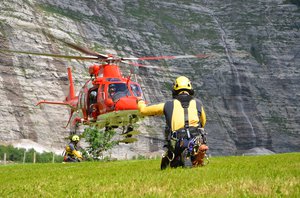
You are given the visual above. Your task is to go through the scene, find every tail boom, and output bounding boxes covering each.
[36,100,77,110]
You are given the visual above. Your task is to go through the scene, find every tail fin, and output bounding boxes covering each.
[36,67,78,127]
[65,67,75,102]
[36,66,77,109]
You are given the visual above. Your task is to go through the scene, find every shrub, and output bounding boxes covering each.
[82,127,119,160]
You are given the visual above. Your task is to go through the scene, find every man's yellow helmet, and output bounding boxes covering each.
[173,76,192,91]
[172,76,194,97]
[71,135,80,142]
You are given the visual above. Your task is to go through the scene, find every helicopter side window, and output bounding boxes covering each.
[130,84,142,97]
[88,89,98,117]
[89,90,98,105]
[108,83,130,102]
[106,78,121,82]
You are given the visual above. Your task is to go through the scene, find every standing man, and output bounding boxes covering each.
[137,76,207,169]
[63,135,83,162]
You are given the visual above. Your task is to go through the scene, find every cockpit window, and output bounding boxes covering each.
[130,84,142,97]
[108,83,130,101]
[106,78,121,82]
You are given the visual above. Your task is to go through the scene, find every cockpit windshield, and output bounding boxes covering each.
[130,84,142,97]
[108,83,130,102]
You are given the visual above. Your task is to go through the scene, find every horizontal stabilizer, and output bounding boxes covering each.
[36,100,76,110]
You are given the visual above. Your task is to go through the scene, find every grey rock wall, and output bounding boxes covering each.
[0,0,299,158]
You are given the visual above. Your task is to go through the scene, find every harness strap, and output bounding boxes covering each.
[184,107,191,139]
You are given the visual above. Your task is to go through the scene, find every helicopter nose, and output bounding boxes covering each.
[114,96,137,111]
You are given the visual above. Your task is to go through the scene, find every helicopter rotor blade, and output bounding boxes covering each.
[121,60,163,69]
[61,40,108,60]
[122,54,208,61]
[44,32,109,60]
[0,49,100,60]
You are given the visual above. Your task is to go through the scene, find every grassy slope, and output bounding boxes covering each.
[0,153,299,197]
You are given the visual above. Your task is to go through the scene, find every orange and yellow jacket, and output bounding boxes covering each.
[65,142,82,159]
[138,94,206,132]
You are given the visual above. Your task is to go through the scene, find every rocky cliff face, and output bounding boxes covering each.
[0,0,299,158]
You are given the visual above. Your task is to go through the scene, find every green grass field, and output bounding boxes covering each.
[0,153,299,197]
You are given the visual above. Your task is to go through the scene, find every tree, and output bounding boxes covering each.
[83,127,118,160]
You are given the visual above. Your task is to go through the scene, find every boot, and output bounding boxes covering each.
[160,150,170,170]
[160,156,169,170]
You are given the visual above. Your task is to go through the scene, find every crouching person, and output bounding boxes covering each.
[63,135,83,162]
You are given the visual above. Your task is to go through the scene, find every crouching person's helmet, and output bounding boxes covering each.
[71,135,80,142]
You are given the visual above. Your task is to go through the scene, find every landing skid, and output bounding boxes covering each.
[91,110,142,129]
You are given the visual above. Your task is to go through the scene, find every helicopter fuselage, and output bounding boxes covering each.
[37,63,143,132]
[70,63,143,132]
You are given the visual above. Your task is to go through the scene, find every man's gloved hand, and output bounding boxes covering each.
[77,157,83,162]
[136,97,143,104]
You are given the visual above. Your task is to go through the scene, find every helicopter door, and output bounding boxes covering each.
[98,85,105,113]
[78,92,87,119]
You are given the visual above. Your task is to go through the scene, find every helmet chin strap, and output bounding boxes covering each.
[178,91,190,95]
[172,89,194,98]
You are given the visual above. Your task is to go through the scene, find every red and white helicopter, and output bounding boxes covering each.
[1,38,208,142]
